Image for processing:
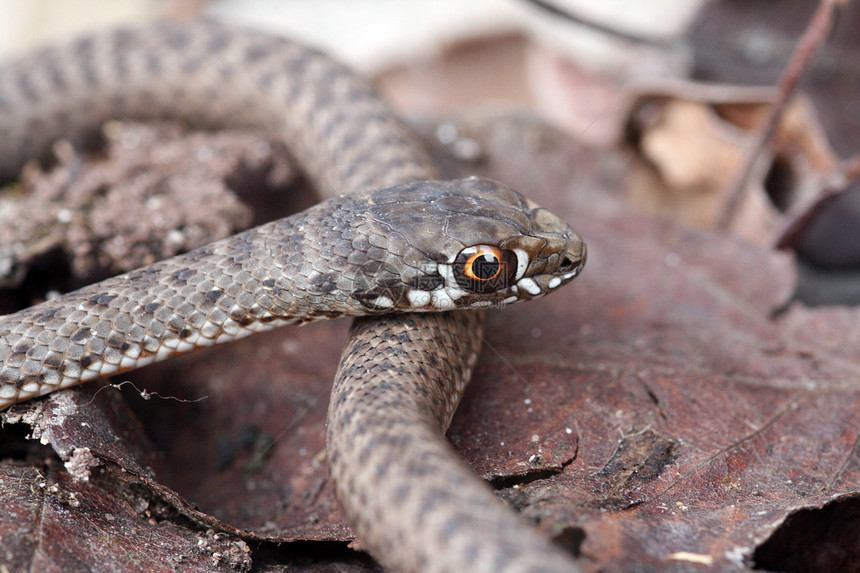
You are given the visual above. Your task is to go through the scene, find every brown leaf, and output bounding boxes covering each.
[0,121,295,292]
[3,110,859,572]
[628,89,841,245]
[440,112,857,571]
[0,461,252,572]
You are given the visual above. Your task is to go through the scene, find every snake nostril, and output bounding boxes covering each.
[559,256,575,272]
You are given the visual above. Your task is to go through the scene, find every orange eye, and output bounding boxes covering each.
[462,245,504,281]
[453,245,518,294]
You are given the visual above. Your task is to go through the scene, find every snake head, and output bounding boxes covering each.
[348,177,585,312]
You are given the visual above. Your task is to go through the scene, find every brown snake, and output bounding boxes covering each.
[0,21,586,573]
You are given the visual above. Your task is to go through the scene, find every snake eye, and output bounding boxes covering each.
[453,245,518,293]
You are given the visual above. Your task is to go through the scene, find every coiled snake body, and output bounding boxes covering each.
[0,21,585,573]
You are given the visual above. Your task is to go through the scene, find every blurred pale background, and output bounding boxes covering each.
[0,0,705,145]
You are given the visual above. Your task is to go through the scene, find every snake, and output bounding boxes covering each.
[0,21,586,573]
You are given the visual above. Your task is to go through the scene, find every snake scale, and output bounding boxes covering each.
[0,21,586,573]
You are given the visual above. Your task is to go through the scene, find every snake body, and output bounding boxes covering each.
[0,21,585,573]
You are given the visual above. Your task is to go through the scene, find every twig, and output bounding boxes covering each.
[773,153,860,249]
[627,77,778,106]
[773,183,841,250]
[718,0,844,230]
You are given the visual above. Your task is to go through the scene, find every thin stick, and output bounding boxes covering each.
[773,153,860,249]
[718,0,844,230]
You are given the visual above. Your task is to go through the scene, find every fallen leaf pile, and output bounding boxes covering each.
[0,109,857,572]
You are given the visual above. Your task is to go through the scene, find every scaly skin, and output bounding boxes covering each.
[0,21,585,573]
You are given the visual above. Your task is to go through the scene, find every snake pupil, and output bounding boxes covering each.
[472,254,500,280]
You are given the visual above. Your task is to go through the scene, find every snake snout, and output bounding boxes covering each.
[559,236,586,278]
[546,226,585,280]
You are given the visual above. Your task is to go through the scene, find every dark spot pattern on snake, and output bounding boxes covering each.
[0,21,585,573]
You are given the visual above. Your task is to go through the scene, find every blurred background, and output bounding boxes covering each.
[0,0,703,140]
